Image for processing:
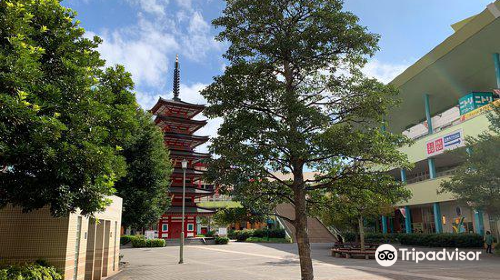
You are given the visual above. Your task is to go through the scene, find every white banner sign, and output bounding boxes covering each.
[426,129,464,157]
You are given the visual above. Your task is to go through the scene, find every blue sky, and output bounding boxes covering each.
[63,0,492,151]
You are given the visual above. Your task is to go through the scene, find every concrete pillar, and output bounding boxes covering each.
[381,216,388,234]
[405,206,412,234]
[428,158,437,179]
[424,93,433,134]
[474,210,485,236]
[494,53,500,88]
[433,202,443,233]
[400,169,407,183]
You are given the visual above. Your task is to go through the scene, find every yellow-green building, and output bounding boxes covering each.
[381,1,500,238]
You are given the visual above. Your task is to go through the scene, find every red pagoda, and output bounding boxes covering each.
[151,56,215,239]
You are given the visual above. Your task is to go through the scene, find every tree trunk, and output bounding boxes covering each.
[358,216,365,252]
[294,187,314,280]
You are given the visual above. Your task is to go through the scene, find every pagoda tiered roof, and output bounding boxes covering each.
[151,97,205,119]
[169,149,209,159]
[168,187,213,197]
[164,206,215,216]
[155,115,207,134]
[164,132,209,150]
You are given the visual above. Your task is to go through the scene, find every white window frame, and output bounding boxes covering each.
[187,223,194,231]
[162,224,168,232]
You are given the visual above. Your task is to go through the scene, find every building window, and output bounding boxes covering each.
[162,224,168,232]
[187,224,194,231]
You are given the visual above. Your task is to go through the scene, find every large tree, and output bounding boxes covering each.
[440,107,500,218]
[116,109,172,229]
[202,1,409,279]
[0,0,154,217]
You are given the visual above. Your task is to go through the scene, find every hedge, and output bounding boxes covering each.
[0,263,62,280]
[399,233,483,248]
[228,229,286,241]
[215,236,229,244]
[364,233,404,243]
[246,237,291,243]
[120,235,140,245]
[131,237,166,248]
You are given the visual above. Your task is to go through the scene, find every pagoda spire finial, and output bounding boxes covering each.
[173,54,180,101]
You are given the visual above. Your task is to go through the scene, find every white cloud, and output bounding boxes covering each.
[362,59,410,84]
[127,0,169,16]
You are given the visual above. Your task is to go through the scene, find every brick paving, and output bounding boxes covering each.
[110,242,500,280]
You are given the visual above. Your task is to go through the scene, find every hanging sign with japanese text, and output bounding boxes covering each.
[426,129,464,157]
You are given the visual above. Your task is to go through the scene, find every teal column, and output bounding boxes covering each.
[474,210,485,236]
[494,53,500,88]
[433,202,443,233]
[389,217,394,233]
[381,216,388,234]
[428,158,437,179]
[400,169,407,183]
[404,206,412,234]
[424,94,433,134]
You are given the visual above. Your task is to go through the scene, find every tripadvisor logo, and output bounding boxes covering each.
[375,244,482,267]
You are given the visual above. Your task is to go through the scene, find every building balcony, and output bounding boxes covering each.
[399,113,490,164]
[395,176,455,207]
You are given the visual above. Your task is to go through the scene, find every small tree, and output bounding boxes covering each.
[440,107,500,219]
[202,1,409,279]
[313,174,410,250]
[115,109,172,230]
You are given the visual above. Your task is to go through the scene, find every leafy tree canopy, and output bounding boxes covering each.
[440,107,500,218]
[116,110,172,229]
[0,0,171,219]
[202,1,410,279]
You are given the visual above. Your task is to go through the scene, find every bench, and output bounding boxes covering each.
[331,248,376,260]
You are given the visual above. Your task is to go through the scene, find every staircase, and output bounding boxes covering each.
[275,203,337,243]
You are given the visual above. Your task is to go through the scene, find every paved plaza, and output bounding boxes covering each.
[110,243,499,280]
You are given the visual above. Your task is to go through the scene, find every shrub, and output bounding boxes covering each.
[246,237,291,243]
[0,263,62,280]
[196,234,206,237]
[364,233,403,243]
[229,229,286,241]
[342,232,356,242]
[206,230,216,237]
[215,236,230,244]
[131,237,166,248]
[120,235,139,245]
[399,233,483,248]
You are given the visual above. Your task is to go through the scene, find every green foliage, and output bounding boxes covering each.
[120,235,140,245]
[213,207,264,226]
[131,237,166,248]
[246,237,291,243]
[440,107,500,218]
[342,232,357,242]
[205,230,216,237]
[364,233,403,243]
[228,228,286,241]
[202,0,410,232]
[0,0,143,216]
[0,263,62,280]
[115,110,172,229]
[215,236,230,244]
[399,233,483,248]
[495,246,500,256]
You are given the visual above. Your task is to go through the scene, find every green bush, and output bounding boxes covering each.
[215,236,230,244]
[0,263,62,280]
[120,235,140,245]
[131,237,166,248]
[495,246,500,256]
[342,232,356,242]
[399,233,483,248]
[229,229,286,241]
[246,237,291,243]
[206,230,216,237]
[364,233,404,243]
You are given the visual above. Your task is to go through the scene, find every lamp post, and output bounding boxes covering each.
[179,158,188,264]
